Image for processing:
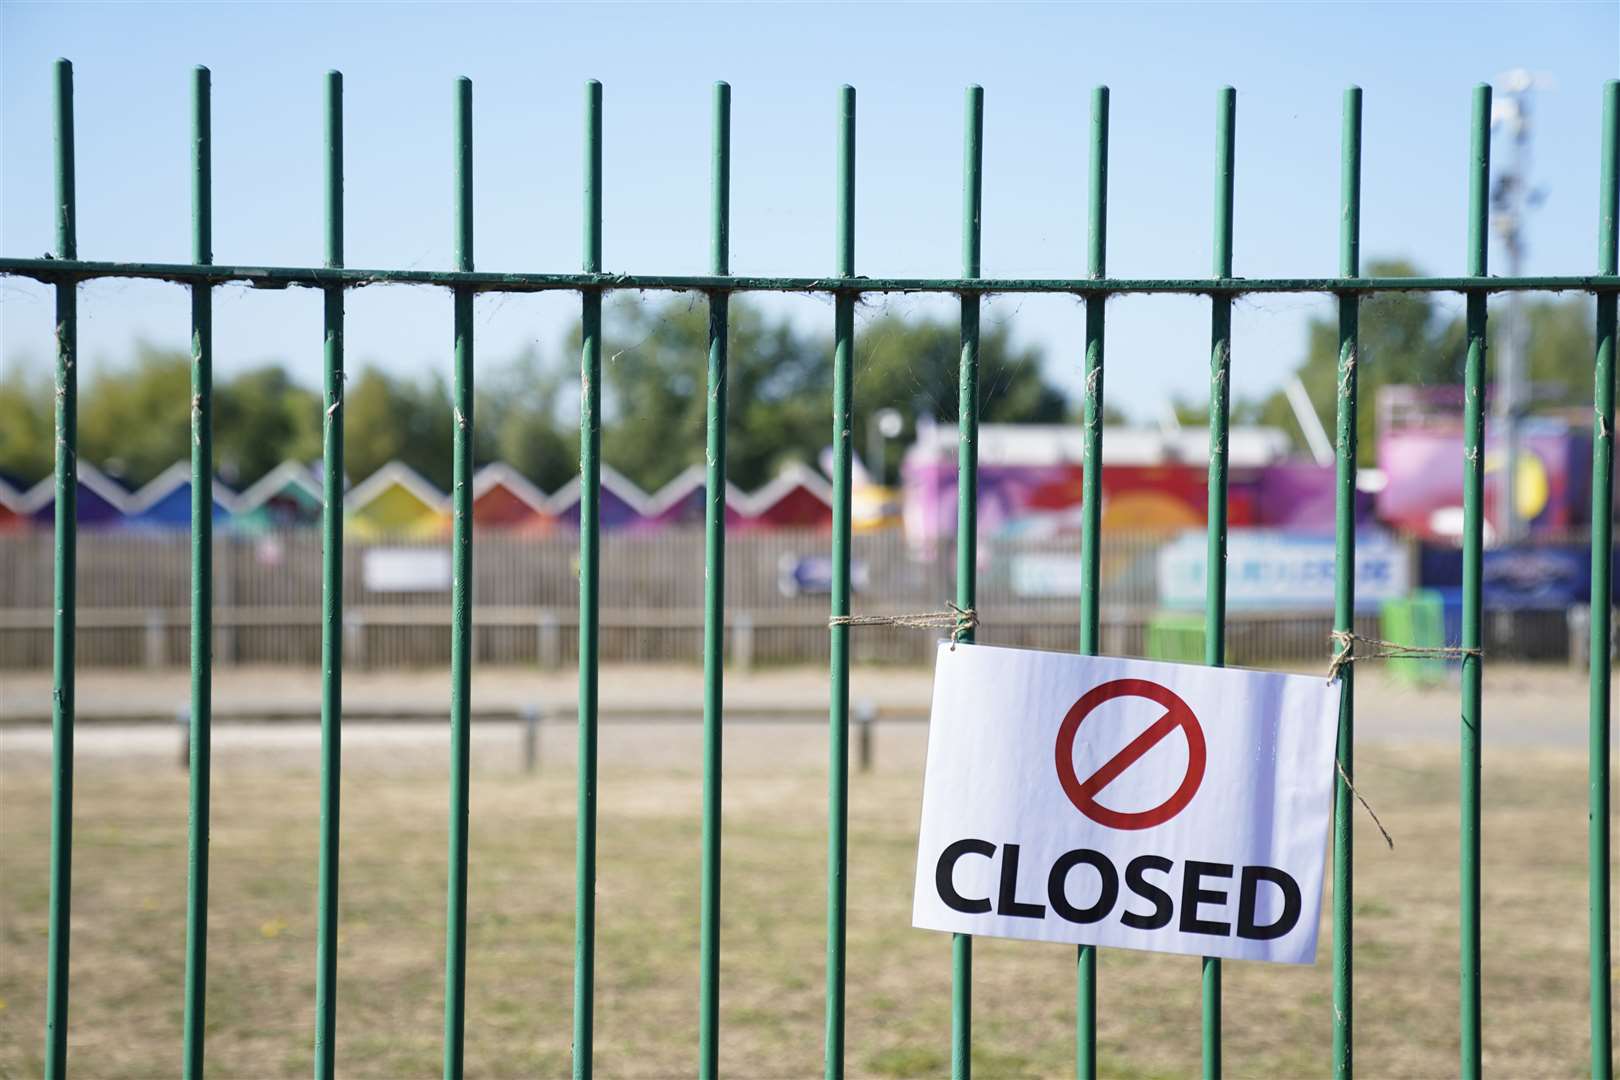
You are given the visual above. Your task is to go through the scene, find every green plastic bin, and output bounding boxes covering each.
[1146,612,1206,664]
[1379,589,1447,686]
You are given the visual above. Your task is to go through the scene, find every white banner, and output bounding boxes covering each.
[1157,528,1409,612]
[913,643,1340,964]
[363,548,452,592]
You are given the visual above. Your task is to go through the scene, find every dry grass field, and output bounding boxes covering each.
[0,695,1613,1079]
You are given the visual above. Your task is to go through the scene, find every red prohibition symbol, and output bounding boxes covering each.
[1054,678,1207,830]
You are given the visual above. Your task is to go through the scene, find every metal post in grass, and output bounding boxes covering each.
[1201,85,1237,1080]
[523,706,541,774]
[443,74,475,1080]
[574,77,605,1080]
[855,702,876,774]
[951,82,984,1080]
[1330,84,1363,1080]
[44,55,77,1080]
[182,62,214,1080]
[825,82,856,1080]
[1587,77,1618,1080]
[1459,82,1491,1080]
[698,78,730,1080]
[314,68,345,1080]
[1075,84,1109,1080]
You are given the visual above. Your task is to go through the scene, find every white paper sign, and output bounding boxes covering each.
[913,643,1341,964]
[363,548,452,592]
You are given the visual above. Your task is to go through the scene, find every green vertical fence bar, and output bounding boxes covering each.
[825,83,856,1080]
[1201,85,1236,1080]
[1330,85,1362,1080]
[574,77,604,1080]
[1075,83,1108,1080]
[314,67,344,1080]
[698,78,730,1080]
[1459,82,1490,1080]
[183,62,214,1080]
[952,83,984,1080]
[1587,78,1617,1080]
[44,55,77,1080]
[443,75,475,1080]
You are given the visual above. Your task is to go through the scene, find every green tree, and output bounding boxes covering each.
[854,311,1067,483]
[0,344,584,494]
[1257,260,1599,461]
[3,347,329,490]
[2,294,1071,498]
[343,365,458,489]
[0,364,53,485]
[342,359,567,491]
[1515,296,1599,402]
[596,298,825,491]
[1261,258,1457,456]
[1258,259,1524,455]
[479,346,576,492]
[78,345,192,488]
[1168,395,1266,429]
[594,296,1068,491]
[215,364,321,487]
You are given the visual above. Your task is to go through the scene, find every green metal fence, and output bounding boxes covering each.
[4,60,1615,1080]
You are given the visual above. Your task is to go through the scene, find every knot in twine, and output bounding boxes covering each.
[829,602,979,648]
[1326,630,1482,684]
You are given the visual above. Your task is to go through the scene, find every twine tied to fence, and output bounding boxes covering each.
[1336,760,1394,850]
[1322,629,1484,850]
[828,602,979,648]
[1326,629,1482,684]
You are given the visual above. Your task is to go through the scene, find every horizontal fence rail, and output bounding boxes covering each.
[5,58,1615,1080]
[3,258,1618,295]
[0,603,1421,669]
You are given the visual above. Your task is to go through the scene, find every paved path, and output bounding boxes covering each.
[1,661,1611,763]
[1,663,932,717]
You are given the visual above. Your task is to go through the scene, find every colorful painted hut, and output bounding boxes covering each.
[734,463,834,530]
[471,463,553,530]
[0,476,29,533]
[123,462,239,529]
[24,463,131,528]
[547,465,652,531]
[232,460,324,531]
[344,462,448,539]
[641,464,750,531]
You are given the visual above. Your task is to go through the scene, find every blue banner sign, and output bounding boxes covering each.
[779,554,870,598]
[1419,543,1608,611]
[1157,530,1409,612]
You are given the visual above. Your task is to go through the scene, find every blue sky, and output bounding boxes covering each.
[2,2,1616,425]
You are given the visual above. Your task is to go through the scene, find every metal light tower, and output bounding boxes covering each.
[1489,68,1549,542]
